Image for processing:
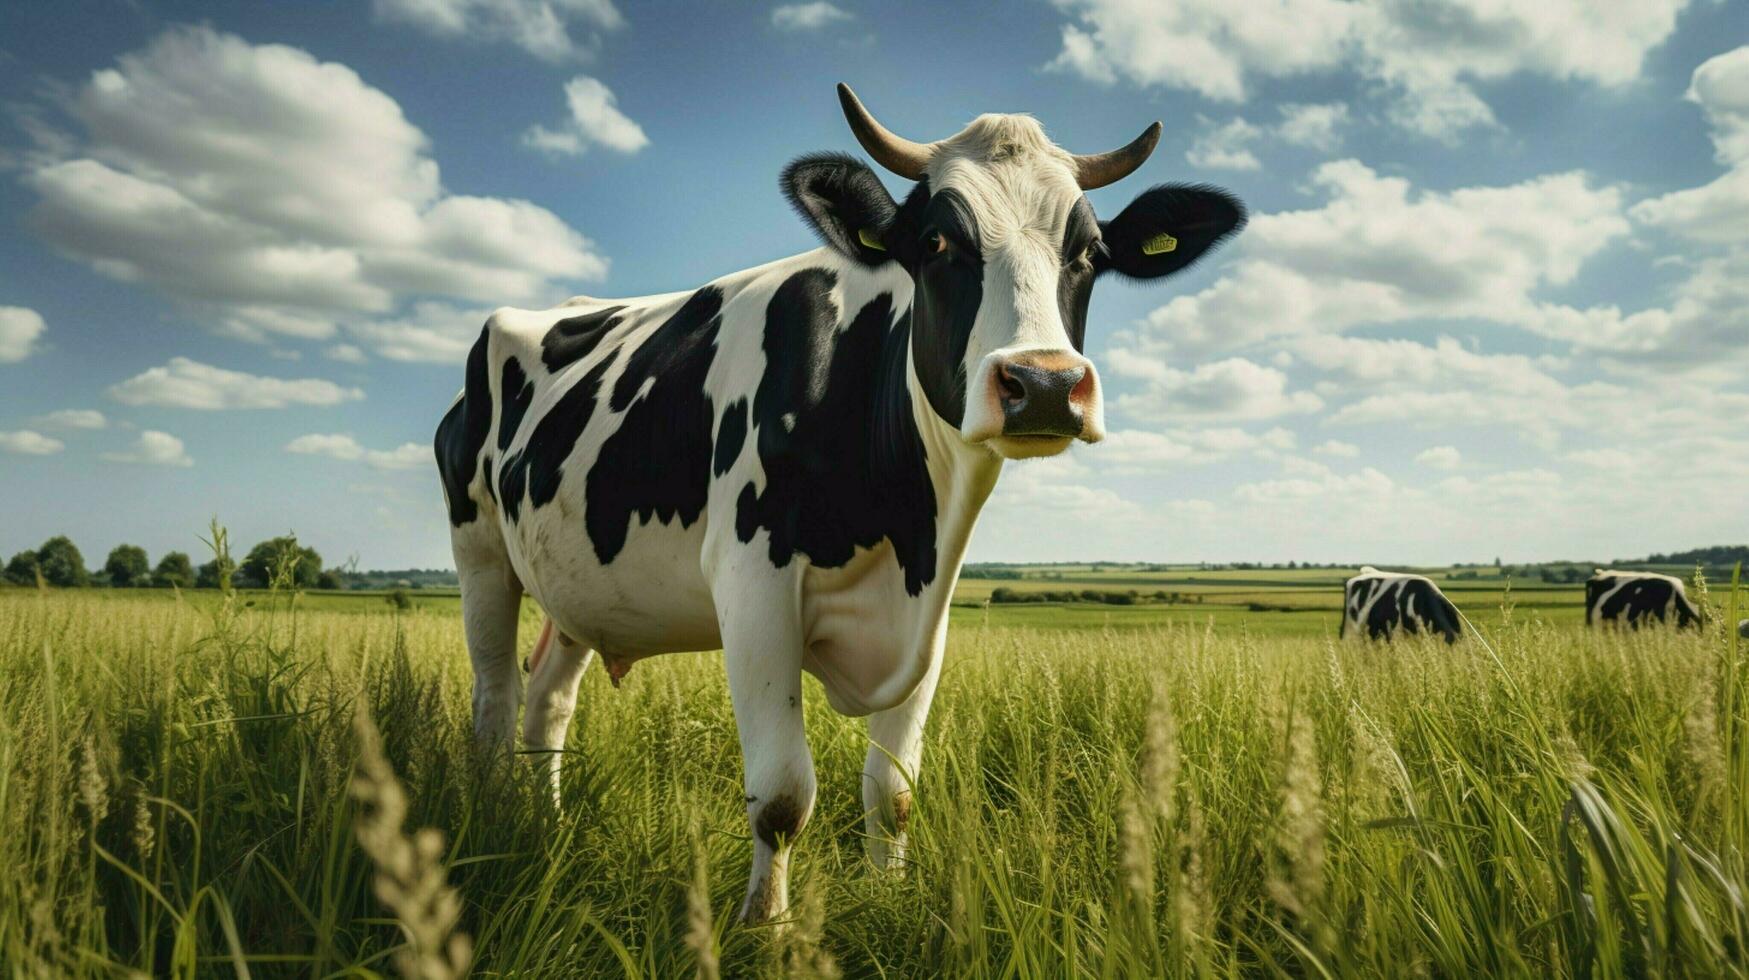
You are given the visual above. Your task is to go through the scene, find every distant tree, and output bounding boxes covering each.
[153,551,195,589]
[196,558,234,590]
[35,536,89,588]
[4,551,37,586]
[316,568,343,591]
[237,535,323,589]
[104,544,151,588]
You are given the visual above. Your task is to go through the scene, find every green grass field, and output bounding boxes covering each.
[2,574,1745,977]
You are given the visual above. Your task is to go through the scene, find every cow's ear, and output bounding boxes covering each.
[1098,184,1245,280]
[782,153,900,267]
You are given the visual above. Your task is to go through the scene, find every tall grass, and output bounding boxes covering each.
[0,575,1742,976]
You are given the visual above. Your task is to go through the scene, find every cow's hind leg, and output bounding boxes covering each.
[453,532,524,749]
[522,616,594,801]
[722,610,814,924]
[863,652,944,870]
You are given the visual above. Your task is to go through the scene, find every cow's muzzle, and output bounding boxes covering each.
[963,349,1103,458]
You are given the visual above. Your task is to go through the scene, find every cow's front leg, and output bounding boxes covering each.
[723,617,815,924]
[862,649,943,869]
[522,617,594,802]
[454,547,524,749]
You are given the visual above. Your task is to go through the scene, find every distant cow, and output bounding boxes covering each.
[1585,570,1701,629]
[1341,567,1462,643]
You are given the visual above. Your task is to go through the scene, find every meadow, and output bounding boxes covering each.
[1,569,1744,977]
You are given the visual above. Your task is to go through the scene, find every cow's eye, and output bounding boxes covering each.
[1077,242,1099,266]
[922,231,947,257]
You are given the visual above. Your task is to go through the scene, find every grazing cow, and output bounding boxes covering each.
[435,85,1245,921]
[1585,569,1701,629]
[1340,567,1462,643]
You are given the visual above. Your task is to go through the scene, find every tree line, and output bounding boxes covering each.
[3,534,341,590]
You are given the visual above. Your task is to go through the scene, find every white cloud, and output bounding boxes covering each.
[1313,439,1359,457]
[345,302,488,364]
[1113,160,1628,360]
[0,430,64,455]
[23,27,607,346]
[286,433,429,471]
[1187,106,1351,171]
[372,0,623,60]
[1414,445,1463,470]
[108,357,364,410]
[39,409,106,429]
[1097,425,1295,471]
[771,2,851,31]
[1109,353,1322,421]
[1234,463,1395,503]
[1047,0,1689,139]
[523,75,649,156]
[1186,117,1262,171]
[0,306,46,362]
[326,343,368,364]
[102,430,191,467]
[1276,102,1349,150]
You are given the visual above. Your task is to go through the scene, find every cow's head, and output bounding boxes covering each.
[783,84,1245,461]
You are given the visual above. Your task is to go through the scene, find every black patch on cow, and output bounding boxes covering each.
[1058,197,1102,352]
[1344,575,1460,644]
[585,288,725,563]
[895,184,984,429]
[542,305,626,372]
[434,324,494,526]
[497,357,535,452]
[1098,183,1247,281]
[714,398,748,477]
[1587,575,1700,628]
[735,270,937,595]
[498,350,618,522]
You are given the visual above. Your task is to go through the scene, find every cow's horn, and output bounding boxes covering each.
[837,83,932,180]
[1073,122,1162,190]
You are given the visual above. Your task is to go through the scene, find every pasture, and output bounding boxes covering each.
[2,573,1744,977]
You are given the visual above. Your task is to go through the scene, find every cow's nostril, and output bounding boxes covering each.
[996,365,1027,405]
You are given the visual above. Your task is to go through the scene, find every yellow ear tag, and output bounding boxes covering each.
[857,228,885,251]
[1141,232,1178,255]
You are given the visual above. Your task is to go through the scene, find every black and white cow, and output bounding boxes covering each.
[434,85,1244,922]
[1340,567,1462,644]
[1585,569,1702,629]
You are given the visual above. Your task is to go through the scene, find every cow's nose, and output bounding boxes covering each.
[995,351,1092,438]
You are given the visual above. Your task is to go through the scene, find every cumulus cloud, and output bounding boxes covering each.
[22,27,607,345]
[1276,102,1350,150]
[102,430,192,467]
[1186,117,1262,170]
[345,302,489,364]
[0,430,64,455]
[39,409,106,429]
[1414,445,1463,470]
[1186,105,1350,171]
[771,2,851,31]
[1313,439,1359,458]
[1047,0,1689,139]
[1109,353,1322,421]
[325,343,367,364]
[286,433,429,471]
[523,75,649,156]
[1114,160,1628,360]
[372,0,623,60]
[108,357,364,410]
[0,306,46,362]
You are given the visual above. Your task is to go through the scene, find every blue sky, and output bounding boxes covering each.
[1,0,1745,570]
